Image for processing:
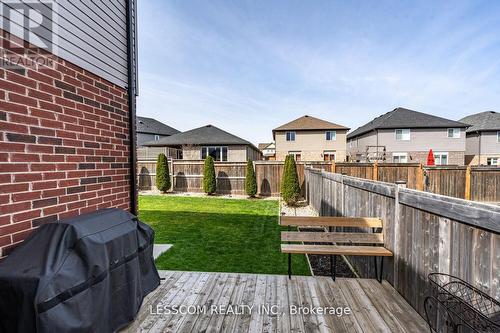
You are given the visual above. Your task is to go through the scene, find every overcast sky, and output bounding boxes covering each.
[137,0,500,145]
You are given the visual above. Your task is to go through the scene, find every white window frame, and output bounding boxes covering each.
[325,131,336,141]
[201,146,228,161]
[285,131,296,141]
[323,150,336,161]
[392,152,408,163]
[434,152,449,165]
[447,128,460,138]
[486,157,499,166]
[154,134,160,141]
[395,129,410,141]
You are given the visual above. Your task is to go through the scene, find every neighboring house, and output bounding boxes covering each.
[143,125,261,162]
[347,108,468,165]
[136,116,180,146]
[459,111,500,166]
[258,142,276,160]
[272,115,350,161]
[0,1,137,257]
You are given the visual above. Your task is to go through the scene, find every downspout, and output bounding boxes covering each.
[126,0,138,215]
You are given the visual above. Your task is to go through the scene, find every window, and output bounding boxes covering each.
[154,134,160,141]
[487,157,499,166]
[325,131,336,141]
[201,146,228,161]
[392,153,408,163]
[395,129,410,141]
[323,151,335,161]
[434,152,448,165]
[447,128,460,138]
[285,131,296,141]
[288,151,301,161]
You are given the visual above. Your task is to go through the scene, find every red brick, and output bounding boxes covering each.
[43,204,66,215]
[32,181,57,190]
[11,153,40,162]
[0,100,29,114]
[42,188,65,198]
[0,183,29,193]
[0,142,25,152]
[12,229,34,242]
[38,82,61,96]
[9,113,39,126]
[30,126,55,136]
[30,108,56,120]
[0,235,12,247]
[26,144,54,154]
[0,202,31,215]
[39,101,63,113]
[42,171,66,180]
[0,163,29,172]
[28,89,53,102]
[12,191,41,202]
[8,93,38,108]
[27,69,54,85]
[31,163,56,171]
[12,210,41,223]
[0,79,26,94]
[6,71,37,88]
[42,154,65,162]
[0,174,11,184]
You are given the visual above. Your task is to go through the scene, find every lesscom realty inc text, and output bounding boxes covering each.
[150,304,352,316]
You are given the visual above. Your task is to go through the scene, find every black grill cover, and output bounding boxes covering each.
[0,208,160,333]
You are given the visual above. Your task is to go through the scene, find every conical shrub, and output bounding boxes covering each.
[156,153,171,193]
[281,155,301,205]
[245,160,257,197]
[203,156,216,195]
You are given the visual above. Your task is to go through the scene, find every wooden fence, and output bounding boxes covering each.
[137,160,333,196]
[333,162,500,203]
[304,167,500,319]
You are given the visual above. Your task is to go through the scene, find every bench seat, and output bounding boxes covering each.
[281,244,393,256]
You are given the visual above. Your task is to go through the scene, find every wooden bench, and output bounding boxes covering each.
[280,216,393,282]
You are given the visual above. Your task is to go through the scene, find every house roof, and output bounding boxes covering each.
[273,115,350,132]
[258,143,273,150]
[347,107,469,139]
[142,124,259,150]
[136,116,180,136]
[459,111,500,133]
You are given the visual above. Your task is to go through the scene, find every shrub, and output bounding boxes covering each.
[156,153,171,193]
[203,156,216,195]
[281,155,301,205]
[245,160,257,197]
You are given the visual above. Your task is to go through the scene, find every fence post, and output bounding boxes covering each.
[331,160,336,174]
[393,180,407,290]
[372,161,378,181]
[465,165,471,200]
[416,163,424,191]
[341,173,346,217]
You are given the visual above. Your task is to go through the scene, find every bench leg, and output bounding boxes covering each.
[331,255,337,281]
[288,253,292,279]
[374,257,384,283]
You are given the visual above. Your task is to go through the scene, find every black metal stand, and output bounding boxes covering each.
[287,224,291,279]
[331,255,337,281]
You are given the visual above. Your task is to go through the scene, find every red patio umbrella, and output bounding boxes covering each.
[427,149,435,166]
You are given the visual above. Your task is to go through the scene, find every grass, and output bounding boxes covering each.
[138,195,310,276]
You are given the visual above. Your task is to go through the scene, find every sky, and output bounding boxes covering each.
[137,0,500,145]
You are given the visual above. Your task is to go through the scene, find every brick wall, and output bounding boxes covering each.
[0,30,132,257]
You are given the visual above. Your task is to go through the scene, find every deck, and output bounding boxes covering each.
[122,271,428,333]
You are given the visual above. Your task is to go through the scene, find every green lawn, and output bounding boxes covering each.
[138,195,310,275]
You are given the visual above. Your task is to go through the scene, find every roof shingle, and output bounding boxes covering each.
[142,124,258,150]
[273,115,349,132]
[347,107,469,139]
[136,116,180,136]
[459,111,500,132]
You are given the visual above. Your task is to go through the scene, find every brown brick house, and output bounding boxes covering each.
[0,1,138,257]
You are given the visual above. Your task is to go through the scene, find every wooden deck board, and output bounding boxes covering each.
[121,271,428,333]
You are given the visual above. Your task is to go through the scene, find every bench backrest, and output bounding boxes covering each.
[280,216,385,246]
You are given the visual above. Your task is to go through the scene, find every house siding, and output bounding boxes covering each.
[465,131,500,165]
[137,132,169,146]
[1,0,136,88]
[348,128,467,164]
[275,130,348,161]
